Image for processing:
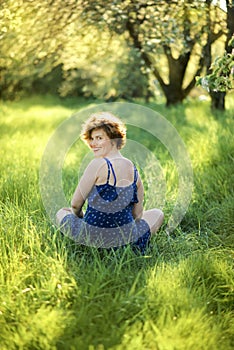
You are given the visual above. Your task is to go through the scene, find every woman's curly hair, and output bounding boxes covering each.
[81,112,127,149]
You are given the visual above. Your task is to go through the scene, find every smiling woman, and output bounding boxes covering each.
[89,129,113,156]
[56,112,164,254]
[81,112,126,154]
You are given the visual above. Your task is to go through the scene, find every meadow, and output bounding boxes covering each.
[0,94,233,350]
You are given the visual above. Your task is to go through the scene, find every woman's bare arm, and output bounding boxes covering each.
[132,176,144,220]
[71,159,100,217]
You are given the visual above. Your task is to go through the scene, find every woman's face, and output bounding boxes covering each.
[89,128,114,158]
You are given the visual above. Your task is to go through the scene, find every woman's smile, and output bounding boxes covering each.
[89,129,113,157]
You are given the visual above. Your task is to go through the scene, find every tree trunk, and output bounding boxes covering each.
[210,92,226,111]
[209,1,234,111]
[164,85,185,106]
[163,48,191,106]
[210,91,226,110]
[125,2,226,107]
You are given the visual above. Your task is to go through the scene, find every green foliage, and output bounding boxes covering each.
[58,27,149,100]
[0,0,75,98]
[196,37,234,92]
[80,0,228,105]
[0,96,234,349]
[0,1,149,101]
[0,0,229,106]
[81,0,221,50]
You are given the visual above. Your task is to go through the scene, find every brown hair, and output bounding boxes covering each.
[81,112,126,149]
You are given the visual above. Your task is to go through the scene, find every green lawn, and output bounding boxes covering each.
[0,95,233,350]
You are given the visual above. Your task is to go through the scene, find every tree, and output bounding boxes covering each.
[1,0,230,106]
[0,0,80,99]
[58,25,149,100]
[0,0,149,100]
[196,37,234,108]
[80,0,226,106]
[197,0,234,110]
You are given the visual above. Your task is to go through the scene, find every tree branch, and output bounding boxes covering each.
[126,19,167,90]
[183,29,224,96]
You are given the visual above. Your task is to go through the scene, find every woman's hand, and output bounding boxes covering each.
[77,210,84,218]
[62,207,84,218]
[71,207,84,218]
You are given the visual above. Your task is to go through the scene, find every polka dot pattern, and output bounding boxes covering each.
[60,158,151,254]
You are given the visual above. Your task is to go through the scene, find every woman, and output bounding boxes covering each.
[56,112,164,254]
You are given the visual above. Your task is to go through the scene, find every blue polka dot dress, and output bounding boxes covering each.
[60,158,151,255]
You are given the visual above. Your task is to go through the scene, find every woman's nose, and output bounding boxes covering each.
[89,139,96,147]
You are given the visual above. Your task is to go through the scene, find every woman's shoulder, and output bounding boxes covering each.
[82,158,107,182]
[113,157,138,176]
[85,157,136,174]
[86,158,107,171]
[114,156,134,166]
[121,157,137,170]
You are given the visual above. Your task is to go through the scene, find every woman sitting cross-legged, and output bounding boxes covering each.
[56,112,164,254]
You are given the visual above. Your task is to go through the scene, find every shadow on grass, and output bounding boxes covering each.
[43,228,234,349]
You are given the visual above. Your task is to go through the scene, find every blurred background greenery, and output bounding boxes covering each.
[1,2,234,348]
[1,0,233,109]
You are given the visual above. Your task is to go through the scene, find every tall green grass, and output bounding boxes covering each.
[0,95,233,349]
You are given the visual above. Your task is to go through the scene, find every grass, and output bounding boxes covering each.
[0,94,233,349]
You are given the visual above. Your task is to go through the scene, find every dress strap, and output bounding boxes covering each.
[133,165,138,183]
[104,158,111,184]
[104,158,117,186]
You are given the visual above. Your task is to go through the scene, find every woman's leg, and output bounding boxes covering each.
[141,209,164,235]
[56,209,84,242]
